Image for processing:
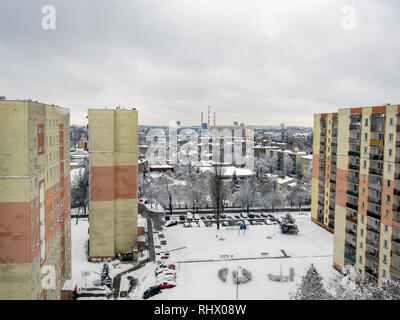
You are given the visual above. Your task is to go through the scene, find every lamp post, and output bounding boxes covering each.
[236,266,241,300]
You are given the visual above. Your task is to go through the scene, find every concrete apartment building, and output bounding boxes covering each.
[88,109,138,261]
[312,105,400,285]
[0,100,71,300]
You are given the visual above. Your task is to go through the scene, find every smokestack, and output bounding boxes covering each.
[201,112,203,124]
[208,105,210,126]
[214,112,216,126]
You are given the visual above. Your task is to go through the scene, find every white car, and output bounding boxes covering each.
[206,214,213,219]
[244,220,251,226]
[240,212,248,218]
[265,219,273,225]
[183,222,191,228]
[193,214,200,220]
[164,220,178,227]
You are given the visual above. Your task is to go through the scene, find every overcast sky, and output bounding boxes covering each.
[1,0,399,127]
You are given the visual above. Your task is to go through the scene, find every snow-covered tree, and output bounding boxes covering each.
[290,264,330,300]
[265,153,279,174]
[283,156,295,176]
[100,263,113,289]
[327,265,368,300]
[236,176,257,212]
[231,171,240,194]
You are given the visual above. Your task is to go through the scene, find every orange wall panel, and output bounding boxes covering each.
[90,166,115,201]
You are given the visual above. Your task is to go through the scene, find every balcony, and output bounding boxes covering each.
[370,139,384,147]
[347,190,358,198]
[370,154,384,161]
[348,163,359,171]
[369,167,383,176]
[368,182,382,191]
[368,196,381,206]
[344,254,356,264]
[346,228,357,236]
[346,202,358,211]
[366,251,379,263]
[349,124,361,131]
[348,151,360,158]
[366,237,380,248]
[348,176,359,184]
[365,267,379,280]
[367,210,381,221]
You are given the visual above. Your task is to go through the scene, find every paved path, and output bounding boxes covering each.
[112,262,146,299]
[174,254,333,264]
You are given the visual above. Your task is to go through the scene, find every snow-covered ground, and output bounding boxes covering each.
[138,212,337,300]
[71,212,337,300]
[71,218,137,293]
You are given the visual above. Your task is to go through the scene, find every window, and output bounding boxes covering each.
[363,160,367,169]
[389,149,393,157]
[387,180,391,188]
[364,133,368,140]
[388,164,392,172]
[362,188,366,195]
[360,229,364,236]
[389,133,394,141]
[359,256,363,263]
[385,210,390,218]
[361,202,365,209]
[364,146,368,154]
[383,269,387,278]
[360,242,363,249]
[384,239,388,249]
[361,215,365,223]
[383,254,387,265]
[362,174,366,182]
[390,118,394,126]
[385,225,389,233]
[365,119,369,126]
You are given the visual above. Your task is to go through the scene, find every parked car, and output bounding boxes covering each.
[139,198,144,203]
[206,214,213,219]
[244,220,251,226]
[179,215,186,221]
[160,252,170,259]
[260,213,268,218]
[157,275,177,283]
[248,213,255,218]
[240,212,248,218]
[168,264,176,270]
[165,215,171,221]
[155,268,177,277]
[193,214,200,220]
[222,221,229,226]
[143,285,161,299]
[164,220,177,227]
[157,280,176,289]
[183,222,191,228]
[265,219,273,225]
[187,212,193,221]
[221,214,226,219]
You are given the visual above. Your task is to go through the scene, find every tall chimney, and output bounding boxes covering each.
[208,105,210,126]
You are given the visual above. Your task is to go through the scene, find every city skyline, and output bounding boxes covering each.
[1,1,400,127]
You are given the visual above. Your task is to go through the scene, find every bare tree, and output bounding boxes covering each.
[236,176,257,212]
[71,167,89,214]
[283,156,295,176]
[209,165,227,230]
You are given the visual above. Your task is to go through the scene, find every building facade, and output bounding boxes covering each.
[312,105,400,286]
[88,109,138,261]
[0,100,71,299]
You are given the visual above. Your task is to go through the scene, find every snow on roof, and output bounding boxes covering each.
[137,235,146,242]
[150,164,173,169]
[277,176,296,185]
[301,155,313,160]
[138,217,147,228]
[200,166,253,177]
[62,279,77,291]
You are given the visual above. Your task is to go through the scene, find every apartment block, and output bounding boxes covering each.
[312,105,400,286]
[0,100,71,300]
[88,109,138,261]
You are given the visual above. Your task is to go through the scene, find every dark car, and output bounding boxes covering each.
[143,286,161,299]
[248,213,255,218]
[165,216,171,221]
[179,215,186,221]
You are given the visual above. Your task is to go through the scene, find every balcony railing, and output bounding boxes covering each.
[348,151,360,158]
[346,202,358,211]
[369,168,383,176]
[367,210,381,221]
[368,196,381,206]
[370,154,384,161]
[349,124,361,131]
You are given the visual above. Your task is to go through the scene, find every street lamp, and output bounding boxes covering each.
[236,266,241,300]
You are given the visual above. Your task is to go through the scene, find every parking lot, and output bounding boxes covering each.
[164,212,280,228]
